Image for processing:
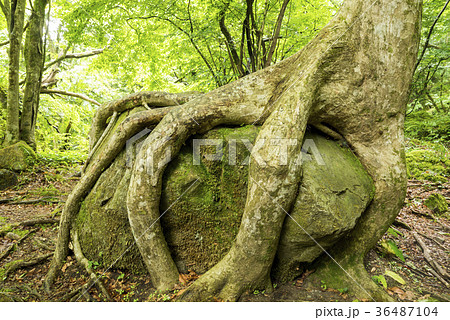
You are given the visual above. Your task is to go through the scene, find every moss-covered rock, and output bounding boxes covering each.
[0,169,18,190]
[0,141,36,172]
[424,194,448,215]
[75,126,374,280]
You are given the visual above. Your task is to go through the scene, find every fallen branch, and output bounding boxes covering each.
[40,89,101,106]
[3,253,53,279]
[413,233,450,287]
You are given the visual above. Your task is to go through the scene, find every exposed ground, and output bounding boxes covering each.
[0,162,449,302]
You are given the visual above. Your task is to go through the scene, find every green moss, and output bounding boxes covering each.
[406,148,449,183]
[0,141,36,171]
[77,124,374,280]
[424,194,448,215]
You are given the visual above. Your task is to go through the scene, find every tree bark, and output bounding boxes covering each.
[20,0,48,149]
[4,0,26,146]
[46,0,422,301]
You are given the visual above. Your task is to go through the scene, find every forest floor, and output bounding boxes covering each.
[0,162,449,302]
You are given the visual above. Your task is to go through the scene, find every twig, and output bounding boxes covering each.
[435,220,450,232]
[44,47,107,70]
[413,233,450,287]
[34,239,55,251]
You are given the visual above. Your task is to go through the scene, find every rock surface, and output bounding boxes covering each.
[0,169,18,190]
[0,141,36,172]
[76,126,374,280]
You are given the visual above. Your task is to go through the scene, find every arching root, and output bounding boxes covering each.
[43,94,194,292]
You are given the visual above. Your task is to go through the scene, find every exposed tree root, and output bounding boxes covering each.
[0,196,59,205]
[308,255,395,302]
[44,107,171,291]
[3,253,53,279]
[0,229,35,261]
[0,244,15,261]
[44,0,422,302]
[20,217,59,226]
[58,279,95,302]
[415,231,447,251]
[413,233,450,287]
[393,219,412,231]
[72,231,112,301]
[89,91,202,148]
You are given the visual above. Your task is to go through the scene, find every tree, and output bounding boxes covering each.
[45,0,422,301]
[1,0,27,145]
[20,0,48,148]
[0,0,104,149]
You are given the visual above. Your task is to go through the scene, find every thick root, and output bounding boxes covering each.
[72,231,112,301]
[177,252,273,301]
[307,254,394,302]
[44,108,168,292]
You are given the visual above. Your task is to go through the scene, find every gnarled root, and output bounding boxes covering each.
[43,94,190,292]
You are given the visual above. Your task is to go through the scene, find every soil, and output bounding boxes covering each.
[0,163,449,302]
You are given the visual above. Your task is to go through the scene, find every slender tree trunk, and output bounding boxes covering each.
[20,0,48,149]
[4,0,26,146]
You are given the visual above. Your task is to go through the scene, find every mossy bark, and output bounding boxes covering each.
[75,126,374,282]
[47,0,422,301]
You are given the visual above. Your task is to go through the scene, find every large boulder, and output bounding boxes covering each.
[0,169,18,190]
[0,141,36,172]
[75,125,374,281]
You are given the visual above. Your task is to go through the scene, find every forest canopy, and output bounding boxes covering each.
[0,0,448,156]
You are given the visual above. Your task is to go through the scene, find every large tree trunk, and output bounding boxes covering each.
[20,0,48,149]
[4,0,26,146]
[45,0,422,301]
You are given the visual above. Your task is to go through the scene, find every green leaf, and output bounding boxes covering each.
[381,239,406,262]
[385,270,406,285]
[372,275,387,289]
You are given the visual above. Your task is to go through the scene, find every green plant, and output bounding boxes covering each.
[320,280,327,290]
[338,287,348,294]
[372,274,388,289]
[384,270,406,285]
[380,239,406,262]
